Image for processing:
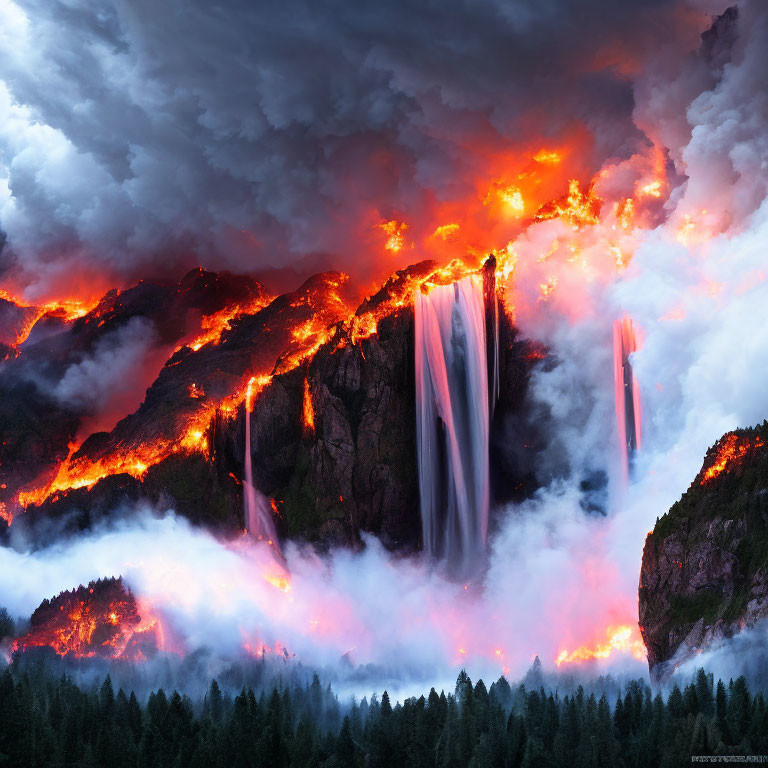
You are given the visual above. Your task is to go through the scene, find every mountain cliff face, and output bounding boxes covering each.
[4,260,539,552]
[639,423,768,681]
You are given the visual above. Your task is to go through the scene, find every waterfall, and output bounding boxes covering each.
[613,317,642,481]
[483,256,500,417]
[244,380,280,550]
[415,275,490,577]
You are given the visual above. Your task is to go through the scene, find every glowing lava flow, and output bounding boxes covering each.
[534,179,601,229]
[555,625,646,667]
[182,294,274,352]
[302,378,315,433]
[700,433,765,485]
[11,276,350,513]
[0,288,100,347]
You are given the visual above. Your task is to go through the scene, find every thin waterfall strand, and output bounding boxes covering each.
[244,379,280,550]
[613,317,642,483]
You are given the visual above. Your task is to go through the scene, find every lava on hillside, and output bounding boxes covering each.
[12,577,164,661]
[700,432,766,485]
[0,133,664,527]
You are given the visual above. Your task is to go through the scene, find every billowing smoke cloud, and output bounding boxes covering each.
[0,0,729,298]
[52,316,157,412]
[0,506,649,698]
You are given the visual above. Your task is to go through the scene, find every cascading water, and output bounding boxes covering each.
[244,377,280,550]
[483,256,500,418]
[613,317,642,481]
[415,275,490,578]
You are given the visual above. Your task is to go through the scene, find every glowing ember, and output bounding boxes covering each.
[675,210,711,246]
[614,197,635,231]
[243,639,294,660]
[701,433,765,484]
[485,182,525,215]
[302,378,315,433]
[555,624,646,666]
[639,180,662,198]
[188,382,205,399]
[379,219,408,252]
[533,149,561,164]
[500,186,525,214]
[265,573,292,593]
[538,276,558,300]
[432,223,460,240]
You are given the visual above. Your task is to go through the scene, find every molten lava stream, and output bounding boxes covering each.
[700,433,764,484]
[0,288,101,346]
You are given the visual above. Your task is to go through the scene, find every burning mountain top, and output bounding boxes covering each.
[699,432,766,485]
[12,577,163,661]
[0,120,681,526]
[640,422,768,679]
[0,269,267,515]
[652,423,768,539]
[11,272,352,508]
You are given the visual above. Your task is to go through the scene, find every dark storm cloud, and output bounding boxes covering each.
[0,0,707,294]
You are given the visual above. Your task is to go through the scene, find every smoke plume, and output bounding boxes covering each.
[0,0,728,298]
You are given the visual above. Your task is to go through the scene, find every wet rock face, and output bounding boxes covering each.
[639,424,768,682]
[233,271,537,550]
[243,307,420,550]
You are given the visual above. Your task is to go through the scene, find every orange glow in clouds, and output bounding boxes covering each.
[556,625,647,666]
[379,219,408,252]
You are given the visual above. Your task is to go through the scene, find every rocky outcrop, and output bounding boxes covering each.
[639,423,768,682]
[241,305,420,549]
[13,577,160,660]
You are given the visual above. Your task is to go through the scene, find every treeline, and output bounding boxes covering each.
[1,661,767,767]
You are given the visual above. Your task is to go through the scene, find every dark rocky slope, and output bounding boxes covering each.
[0,269,265,516]
[8,260,540,551]
[639,423,768,681]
